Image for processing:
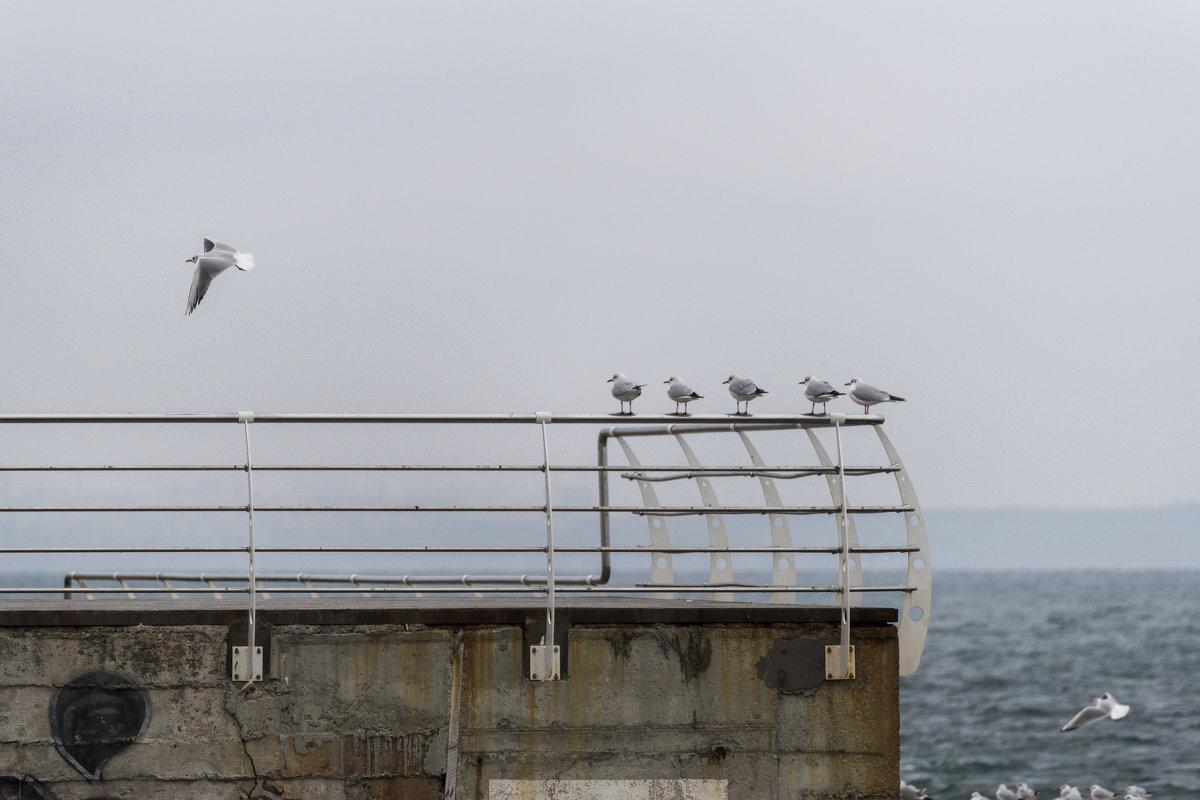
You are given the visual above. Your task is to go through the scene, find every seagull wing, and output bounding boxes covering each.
[204,238,237,254]
[729,378,755,396]
[807,379,834,397]
[853,383,889,404]
[669,381,700,400]
[1061,703,1109,731]
[185,257,234,315]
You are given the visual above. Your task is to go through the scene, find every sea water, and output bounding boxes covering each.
[900,570,1200,798]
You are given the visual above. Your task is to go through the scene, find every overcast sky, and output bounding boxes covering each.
[2,2,1199,511]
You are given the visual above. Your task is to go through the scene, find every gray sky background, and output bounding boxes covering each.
[2,2,1199,512]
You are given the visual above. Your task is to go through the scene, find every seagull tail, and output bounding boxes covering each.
[890,394,906,402]
[234,252,256,271]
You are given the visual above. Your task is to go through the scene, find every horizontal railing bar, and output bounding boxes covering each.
[63,572,603,586]
[1,545,920,555]
[602,418,883,436]
[14,584,917,596]
[0,412,884,425]
[0,463,900,474]
[1,547,249,554]
[0,504,914,514]
[623,468,898,482]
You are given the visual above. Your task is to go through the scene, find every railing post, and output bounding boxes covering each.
[530,412,560,680]
[825,415,855,680]
[231,412,263,684]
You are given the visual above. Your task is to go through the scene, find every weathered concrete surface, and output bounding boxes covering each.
[0,598,899,800]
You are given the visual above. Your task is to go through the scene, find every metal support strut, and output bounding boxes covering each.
[825,415,855,680]
[529,413,560,680]
[231,412,263,684]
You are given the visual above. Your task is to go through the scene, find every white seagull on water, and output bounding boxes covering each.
[184,238,255,315]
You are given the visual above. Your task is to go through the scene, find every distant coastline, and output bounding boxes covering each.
[924,502,1200,570]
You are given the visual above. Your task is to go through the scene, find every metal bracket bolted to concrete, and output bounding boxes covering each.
[231,645,264,683]
[529,643,561,681]
[824,645,855,680]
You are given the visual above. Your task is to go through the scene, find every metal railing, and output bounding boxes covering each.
[0,412,931,677]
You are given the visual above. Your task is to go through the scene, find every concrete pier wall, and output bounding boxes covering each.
[0,598,899,800]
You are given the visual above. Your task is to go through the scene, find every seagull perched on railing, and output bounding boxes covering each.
[800,376,844,415]
[723,374,767,415]
[845,377,905,413]
[664,376,703,415]
[607,373,646,415]
[184,238,255,315]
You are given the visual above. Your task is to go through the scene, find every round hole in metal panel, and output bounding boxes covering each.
[715,558,727,570]
[913,558,926,571]
[908,606,925,622]
[710,518,721,527]
[652,518,662,528]
[778,558,790,570]
[773,518,783,527]
[656,557,668,569]
[847,559,857,571]
[910,515,920,525]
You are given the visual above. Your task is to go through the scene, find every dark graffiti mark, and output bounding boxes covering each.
[0,772,56,800]
[241,778,287,800]
[48,670,150,784]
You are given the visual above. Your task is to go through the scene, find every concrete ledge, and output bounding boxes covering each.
[0,596,898,628]
[0,597,900,799]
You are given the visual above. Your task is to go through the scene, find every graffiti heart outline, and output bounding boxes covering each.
[48,670,150,784]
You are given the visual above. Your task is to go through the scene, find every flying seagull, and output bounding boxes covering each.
[1061,692,1130,732]
[845,377,905,413]
[607,373,646,415]
[800,376,844,415]
[184,238,254,315]
[664,376,703,415]
[723,374,767,415]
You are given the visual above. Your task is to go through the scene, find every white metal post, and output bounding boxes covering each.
[530,412,560,680]
[826,415,855,679]
[232,412,263,683]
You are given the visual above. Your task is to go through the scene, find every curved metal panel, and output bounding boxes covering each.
[737,431,795,604]
[672,431,733,601]
[614,437,675,598]
[874,426,930,677]
[804,430,863,607]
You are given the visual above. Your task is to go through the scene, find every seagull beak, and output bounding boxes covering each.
[185,256,196,263]
[722,379,730,384]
